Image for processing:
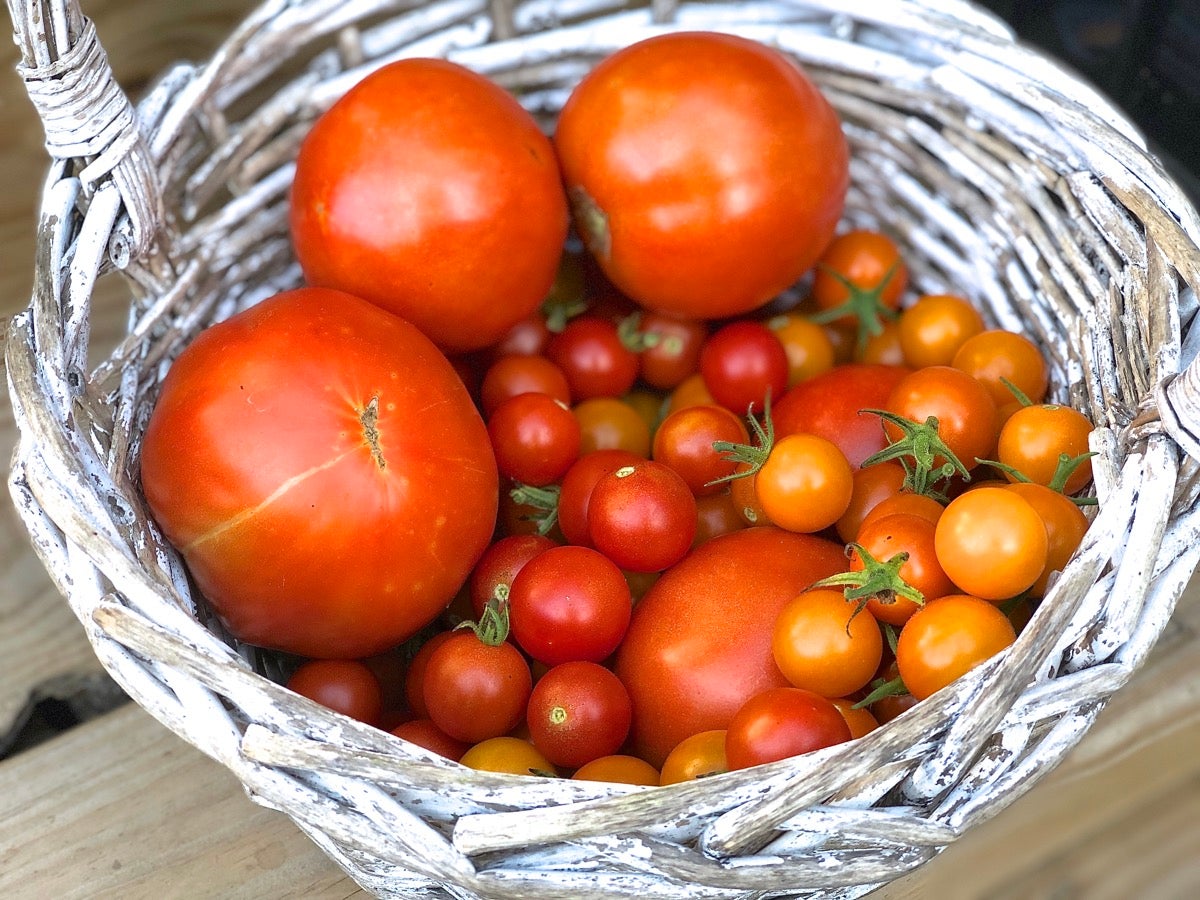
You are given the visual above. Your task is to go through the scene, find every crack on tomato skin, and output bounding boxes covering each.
[361,396,386,471]
[181,448,359,553]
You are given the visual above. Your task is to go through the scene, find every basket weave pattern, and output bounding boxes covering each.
[7,0,1200,897]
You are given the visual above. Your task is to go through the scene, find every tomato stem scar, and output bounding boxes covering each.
[361,397,386,470]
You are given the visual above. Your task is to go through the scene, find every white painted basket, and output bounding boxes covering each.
[7,0,1200,896]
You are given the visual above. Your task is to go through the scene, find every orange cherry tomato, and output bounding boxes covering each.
[658,729,729,785]
[895,594,1017,701]
[573,397,652,457]
[997,403,1094,494]
[898,294,985,368]
[756,434,854,533]
[572,754,661,785]
[934,487,1049,600]
[951,329,1049,407]
[772,589,884,698]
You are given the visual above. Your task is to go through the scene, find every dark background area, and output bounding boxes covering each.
[977,0,1200,205]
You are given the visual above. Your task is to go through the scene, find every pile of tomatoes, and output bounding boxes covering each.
[138,32,1095,787]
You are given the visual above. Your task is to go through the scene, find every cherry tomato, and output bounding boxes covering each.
[766,313,836,387]
[468,533,558,620]
[557,449,646,546]
[835,461,907,543]
[811,229,908,345]
[555,31,848,319]
[658,730,729,785]
[546,315,640,401]
[422,628,533,744]
[459,736,557,776]
[725,687,851,769]
[898,294,986,368]
[854,512,958,626]
[291,58,568,353]
[490,312,553,360]
[756,433,854,534]
[390,718,471,762]
[139,288,498,659]
[699,320,789,415]
[508,545,632,665]
[633,312,708,390]
[858,319,906,367]
[773,363,912,469]
[573,397,652,457]
[1004,482,1090,597]
[488,392,581,487]
[480,354,571,417]
[652,404,750,496]
[857,490,946,536]
[729,463,769,526]
[951,329,1049,407]
[934,487,1049,600]
[693,490,749,547]
[615,527,847,767]
[871,660,919,724]
[772,589,884,698]
[665,372,717,415]
[997,403,1094,494]
[587,461,697,573]
[526,661,633,769]
[402,631,453,719]
[572,754,661,785]
[286,659,383,726]
[883,365,999,473]
[830,699,880,739]
[895,594,1017,701]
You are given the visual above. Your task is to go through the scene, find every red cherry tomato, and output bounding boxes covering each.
[546,316,640,401]
[526,661,633,769]
[699,320,790,415]
[557,449,646,546]
[634,312,709,390]
[555,31,848,319]
[725,687,852,769]
[587,460,698,573]
[422,629,533,744]
[468,533,558,620]
[480,354,571,417]
[652,404,750,496]
[290,58,568,352]
[390,718,471,762]
[286,659,383,726]
[488,392,582,487]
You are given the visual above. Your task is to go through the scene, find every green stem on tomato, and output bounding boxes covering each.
[811,542,925,622]
[705,390,776,487]
[974,453,1098,506]
[859,408,970,500]
[853,673,909,709]
[807,260,902,354]
[455,596,511,646]
[508,482,560,536]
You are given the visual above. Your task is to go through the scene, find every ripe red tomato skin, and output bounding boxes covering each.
[587,461,698,573]
[652,404,750,496]
[286,659,383,726]
[699,320,790,415]
[139,287,498,660]
[526,661,633,769]
[468,534,558,620]
[545,316,640,401]
[773,363,912,469]
[557,449,646,546]
[508,545,633,666]
[636,312,708,390]
[289,58,568,353]
[390,718,471,762]
[724,687,852,770]
[555,31,848,319]
[614,526,848,768]
[422,630,533,744]
[487,391,581,487]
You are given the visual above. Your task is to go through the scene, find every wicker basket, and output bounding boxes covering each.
[7,0,1200,896]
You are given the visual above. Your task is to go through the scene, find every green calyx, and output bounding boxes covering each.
[974,452,1098,506]
[808,260,902,353]
[811,542,925,621]
[860,408,970,500]
[705,392,776,487]
[508,482,560,536]
[455,596,511,647]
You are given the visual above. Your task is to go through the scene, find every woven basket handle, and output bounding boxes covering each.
[8,0,162,264]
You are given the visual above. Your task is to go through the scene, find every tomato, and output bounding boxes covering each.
[724,687,851,769]
[508,545,632,665]
[996,403,1094,494]
[856,318,906,367]
[526,661,633,769]
[882,365,999,475]
[756,433,854,534]
[772,589,884,698]
[951,329,1049,407]
[468,534,558,620]
[480,354,571,417]
[290,58,567,353]
[729,463,768,526]
[390,718,471,762]
[572,754,661,785]
[652,404,750,496]
[898,294,986,368]
[587,461,697,573]
[140,288,498,659]
[614,527,847,767]
[658,730,729,785]
[402,631,453,719]
[488,392,581,487]
[1004,482,1090,597]
[557,449,646,546]
[934,487,1049,600]
[572,397,652,457]
[871,660,919,724]
[490,313,553,360]
[555,32,848,319]
[498,478,562,540]
[830,699,880,739]
[633,312,708,390]
[699,320,790,415]
[810,230,908,348]
[773,363,911,469]
[857,490,945,536]
[422,627,533,744]
[853,512,957,626]
[459,736,557,776]
[895,594,1017,701]
[665,372,717,415]
[622,389,666,435]
[546,315,640,400]
[835,461,907,543]
[766,313,836,387]
[286,659,383,726]
[693,490,749,547]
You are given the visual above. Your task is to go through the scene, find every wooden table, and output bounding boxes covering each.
[2,2,1199,897]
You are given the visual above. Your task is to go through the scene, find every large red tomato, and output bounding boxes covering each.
[290,58,569,353]
[139,287,499,659]
[554,31,848,319]
[614,527,847,767]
